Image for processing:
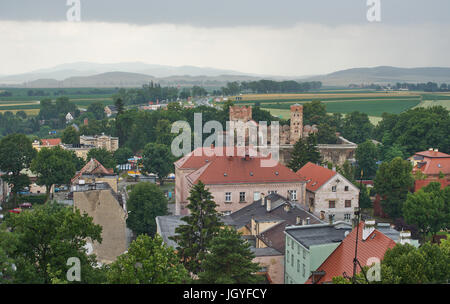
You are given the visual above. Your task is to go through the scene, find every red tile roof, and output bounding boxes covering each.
[415,150,450,158]
[41,138,61,146]
[414,158,450,175]
[296,162,337,192]
[306,222,396,284]
[185,152,302,185]
[71,158,114,183]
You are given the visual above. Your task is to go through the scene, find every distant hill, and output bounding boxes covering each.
[307,66,450,86]
[2,63,450,88]
[12,72,262,88]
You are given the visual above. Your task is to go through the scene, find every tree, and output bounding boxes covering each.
[106,234,189,284]
[113,147,133,165]
[30,146,77,202]
[114,98,125,115]
[0,134,36,202]
[316,123,338,144]
[198,227,262,284]
[126,182,168,236]
[170,181,222,274]
[142,143,173,185]
[87,102,106,120]
[288,134,321,172]
[86,148,116,170]
[303,100,326,126]
[355,140,379,179]
[61,125,79,145]
[402,182,449,240]
[337,160,355,183]
[374,157,414,219]
[380,242,450,284]
[342,111,373,144]
[0,203,104,283]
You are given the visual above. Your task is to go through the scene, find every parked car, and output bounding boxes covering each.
[19,202,32,209]
[9,208,22,214]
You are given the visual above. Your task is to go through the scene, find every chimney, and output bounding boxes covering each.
[328,214,334,224]
[296,216,302,225]
[260,193,265,206]
[266,198,272,212]
[434,148,439,152]
[429,148,433,151]
[284,203,291,212]
[362,219,376,241]
[399,231,411,245]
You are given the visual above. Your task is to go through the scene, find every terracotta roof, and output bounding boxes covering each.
[71,158,114,183]
[415,150,450,158]
[296,162,337,192]
[186,154,302,185]
[414,158,450,175]
[41,138,61,146]
[306,222,396,284]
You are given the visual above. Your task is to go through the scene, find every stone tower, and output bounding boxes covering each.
[289,104,303,144]
[229,105,252,122]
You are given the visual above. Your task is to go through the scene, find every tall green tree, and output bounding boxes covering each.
[30,146,77,202]
[342,111,373,144]
[126,182,168,236]
[355,140,379,179]
[113,147,133,165]
[288,134,321,172]
[402,182,449,240]
[0,134,36,202]
[198,227,262,284]
[106,234,189,284]
[61,125,80,145]
[87,102,106,120]
[316,123,338,144]
[142,143,173,185]
[374,157,414,219]
[114,98,125,115]
[170,181,222,275]
[0,203,104,284]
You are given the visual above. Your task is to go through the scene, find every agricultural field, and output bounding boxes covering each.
[0,87,115,115]
[231,90,450,124]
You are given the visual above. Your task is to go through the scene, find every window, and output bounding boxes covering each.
[345,200,352,208]
[302,264,306,277]
[268,190,278,194]
[225,192,231,202]
[344,186,349,191]
[239,192,246,202]
[288,190,297,201]
[297,260,300,272]
[291,240,294,250]
[297,244,300,255]
[329,200,336,208]
[253,192,260,201]
[303,249,306,259]
[344,213,351,220]
[291,254,294,267]
[287,251,290,263]
[332,186,337,192]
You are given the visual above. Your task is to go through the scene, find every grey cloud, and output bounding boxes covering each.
[0,0,449,27]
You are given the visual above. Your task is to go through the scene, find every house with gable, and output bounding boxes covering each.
[296,162,359,223]
[174,146,306,216]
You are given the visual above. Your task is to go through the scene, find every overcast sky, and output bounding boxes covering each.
[1,0,449,76]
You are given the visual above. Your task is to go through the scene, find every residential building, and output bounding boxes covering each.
[284,222,353,284]
[71,158,118,192]
[174,146,306,215]
[305,220,417,284]
[409,148,450,191]
[73,182,127,264]
[296,162,359,223]
[80,134,119,152]
[32,138,62,151]
[61,143,96,160]
[104,105,118,117]
[157,193,322,284]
